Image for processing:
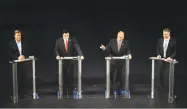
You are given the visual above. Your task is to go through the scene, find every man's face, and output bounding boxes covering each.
[63,33,70,39]
[117,32,124,41]
[163,31,170,39]
[14,33,21,42]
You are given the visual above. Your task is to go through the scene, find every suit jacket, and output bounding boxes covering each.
[8,40,29,61]
[55,37,83,57]
[104,39,131,56]
[157,37,176,59]
[104,39,131,66]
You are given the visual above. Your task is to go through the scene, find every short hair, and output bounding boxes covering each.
[62,29,69,34]
[118,31,124,34]
[163,28,170,32]
[14,29,21,34]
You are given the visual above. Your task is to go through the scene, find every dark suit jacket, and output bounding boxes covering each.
[104,39,131,56]
[104,39,131,66]
[8,40,29,61]
[55,37,83,57]
[157,37,176,59]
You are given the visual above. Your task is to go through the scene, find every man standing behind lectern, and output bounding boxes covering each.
[156,28,176,90]
[100,31,132,96]
[8,30,29,98]
[55,29,84,95]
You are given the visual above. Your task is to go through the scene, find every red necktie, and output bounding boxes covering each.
[65,39,68,52]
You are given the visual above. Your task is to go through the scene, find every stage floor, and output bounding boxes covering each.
[1,84,186,108]
[1,94,186,108]
[0,74,187,108]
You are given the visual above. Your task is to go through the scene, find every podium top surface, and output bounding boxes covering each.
[105,56,130,60]
[149,57,178,63]
[9,57,37,63]
[58,56,84,60]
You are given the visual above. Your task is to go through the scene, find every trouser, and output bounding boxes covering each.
[159,62,169,90]
[62,60,74,95]
[110,60,125,91]
[17,62,27,96]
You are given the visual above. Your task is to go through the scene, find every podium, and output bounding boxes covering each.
[57,56,83,99]
[105,55,131,99]
[148,57,178,103]
[9,56,39,104]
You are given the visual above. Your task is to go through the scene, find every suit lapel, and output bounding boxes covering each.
[21,40,24,55]
[68,39,72,50]
[167,38,172,49]
[13,40,20,55]
[161,38,164,53]
[61,37,66,52]
[115,39,118,52]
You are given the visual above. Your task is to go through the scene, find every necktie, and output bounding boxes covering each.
[118,41,121,51]
[163,40,168,58]
[65,39,68,52]
[17,42,22,55]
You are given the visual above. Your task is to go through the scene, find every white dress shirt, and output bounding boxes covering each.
[163,37,170,58]
[16,41,22,55]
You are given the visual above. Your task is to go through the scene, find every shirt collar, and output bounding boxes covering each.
[117,40,122,43]
[63,36,69,40]
[15,40,21,43]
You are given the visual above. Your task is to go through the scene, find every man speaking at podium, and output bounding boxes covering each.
[156,28,176,90]
[55,29,84,95]
[8,30,29,98]
[100,31,132,96]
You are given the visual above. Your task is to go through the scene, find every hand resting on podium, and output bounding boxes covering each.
[56,55,60,60]
[18,55,25,60]
[127,54,132,59]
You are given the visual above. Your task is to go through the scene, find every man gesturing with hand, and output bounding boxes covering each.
[100,31,132,97]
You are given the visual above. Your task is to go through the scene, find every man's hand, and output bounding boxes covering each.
[56,55,60,60]
[157,55,161,58]
[128,54,132,59]
[18,55,25,60]
[100,44,105,50]
[80,56,84,59]
[166,57,173,61]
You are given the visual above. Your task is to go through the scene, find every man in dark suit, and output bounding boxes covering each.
[156,28,176,90]
[55,29,84,95]
[8,30,29,98]
[100,31,132,96]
